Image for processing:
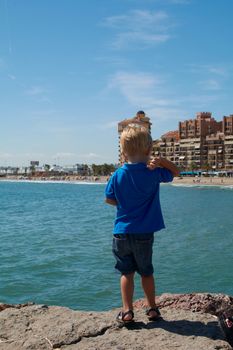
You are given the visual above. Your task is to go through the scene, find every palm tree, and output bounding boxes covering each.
[44,164,50,175]
[29,165,36,176]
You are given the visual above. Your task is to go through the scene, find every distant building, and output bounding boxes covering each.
[223,115,233,169]
[223,114,233,135]
[153,112,233,171]
[178,112,222,169]
[153,130,180,165]
[30,161,39,166]
[118,111,152,163]
[117,111,233,170]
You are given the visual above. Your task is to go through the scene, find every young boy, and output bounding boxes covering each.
[105,125,179,323]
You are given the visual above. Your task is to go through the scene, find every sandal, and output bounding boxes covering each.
[218,313,233,347]
[116,310,134,323]
[146,307,161,321]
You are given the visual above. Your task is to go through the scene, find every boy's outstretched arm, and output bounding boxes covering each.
[148,157,180,177]
[105,198,117,206]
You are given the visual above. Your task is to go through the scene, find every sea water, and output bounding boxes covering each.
[0,181,232,311]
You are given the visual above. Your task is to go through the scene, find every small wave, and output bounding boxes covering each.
[0,179,106,185]
[172,183,196,188]
[172,182,233,190]
[219,185,233,190]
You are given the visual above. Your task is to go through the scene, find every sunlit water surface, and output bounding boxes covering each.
[0,181,232,310]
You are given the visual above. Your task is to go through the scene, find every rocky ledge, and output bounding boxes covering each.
[0,293,233,350]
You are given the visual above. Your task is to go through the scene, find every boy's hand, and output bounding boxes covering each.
[105,198,117,206]
[148,157,180,177]
[147,157,161,170]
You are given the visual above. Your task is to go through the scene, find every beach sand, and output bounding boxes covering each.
[173,176,233,187]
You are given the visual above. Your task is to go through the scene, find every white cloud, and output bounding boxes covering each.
[108,70,179,108]
[24,85,52,104]
[108,70,187,128]
[25,86,48,96]
[199,79,221,91]
[185,63,230,92]
[187,63,228,77]
[103,10,172,49]
[169,0,190,4]
[207,67,227,76]
[109,70,223,110]
[125,0,191,3]
[8,74,16,80]
[107,69,223,130]
[143,0,191,3]
[113,32,170,49]
[94,56,128,66]
[109,71,161,106]
[83,152,102,159]
[104,10,168,29]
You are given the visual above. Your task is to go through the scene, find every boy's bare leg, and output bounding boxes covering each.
[141,275,159,317]
[120,273,134,320]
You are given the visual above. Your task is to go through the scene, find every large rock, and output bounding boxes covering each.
[0,293,232,350]
[135,293,233,315]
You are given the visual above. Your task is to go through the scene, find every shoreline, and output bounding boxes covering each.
[0,175,108,184]
[1,175,233,188]
[173,176,233,188]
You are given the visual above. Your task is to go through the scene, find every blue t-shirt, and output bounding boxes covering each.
[105,163,173,234]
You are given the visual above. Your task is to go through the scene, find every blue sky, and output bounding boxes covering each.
[0,0,233,166]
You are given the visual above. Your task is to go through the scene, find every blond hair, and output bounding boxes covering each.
[120,124,152,158]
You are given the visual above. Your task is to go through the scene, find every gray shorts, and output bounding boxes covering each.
[112,233,154,276]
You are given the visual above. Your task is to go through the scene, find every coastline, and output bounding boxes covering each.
[172,176,233,188]
[0,175,108,185]
[1,175,233,189]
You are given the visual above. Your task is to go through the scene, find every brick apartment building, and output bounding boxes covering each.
[118,111,151,163]
[153,112,233,171]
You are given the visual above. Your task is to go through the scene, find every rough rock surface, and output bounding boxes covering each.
[134,293,233,315]
[0,293,232,350]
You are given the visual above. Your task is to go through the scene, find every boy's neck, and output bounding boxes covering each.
[127,155,149,164]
